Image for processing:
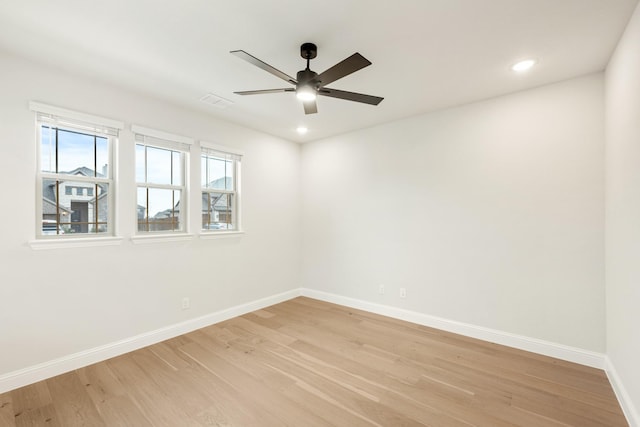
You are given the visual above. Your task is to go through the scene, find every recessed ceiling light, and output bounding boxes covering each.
[296,126,308,135]
[511,59,536,72]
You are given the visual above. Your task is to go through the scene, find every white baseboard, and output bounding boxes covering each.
[300,288,606,369]
[0,289,301,394]
[606,356,639,427]
[0,287,610,396]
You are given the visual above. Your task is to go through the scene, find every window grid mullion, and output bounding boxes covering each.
[202,188,235,195]
[146,187,150,232]
[171,190,176,230]
[54,127,59,174]
[40,172,111,184]
[145,145,148,184]
[138,183,184,191]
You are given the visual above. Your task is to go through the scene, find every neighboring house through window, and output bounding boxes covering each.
[201,143,242,232]
[134,125,192,233]
[32,102,122,237]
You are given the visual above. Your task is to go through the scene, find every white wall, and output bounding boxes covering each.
[605,1,640,422]
[301,74,605,352]
[0,51,302,375]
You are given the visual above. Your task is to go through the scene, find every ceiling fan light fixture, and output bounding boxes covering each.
[231,43,383,115]
[296,85,317,101]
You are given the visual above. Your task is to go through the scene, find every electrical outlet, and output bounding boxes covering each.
[400,288,406,298]
[378,284,385,295]
[181,297,190,310]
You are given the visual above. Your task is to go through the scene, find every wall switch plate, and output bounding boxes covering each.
[400,288,406,298]
[181,297,190,310]
[378,284,385,295]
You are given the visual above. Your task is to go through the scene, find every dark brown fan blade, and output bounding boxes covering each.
[318,88,383,105]
[303,100,318,114]
[234,88,295,95]
[316,53,371,87]
[231,50,297,84]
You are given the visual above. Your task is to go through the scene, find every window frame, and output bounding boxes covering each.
[200,142,243,234]
[32,102,123,241]
[132,125,193,236]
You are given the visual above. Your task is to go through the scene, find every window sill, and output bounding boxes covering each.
[130,233,195,244]
[199,230,245,239]
[29,236,123,250]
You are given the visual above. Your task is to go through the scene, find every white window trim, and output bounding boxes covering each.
[29,237,123,250]
[134,125,192,236]
[131,124,194,146]
[200,141,243,234]
[32,103,121,244]
[130,234,195,244]
[200,140,244,156]
[30,102,124,130]
[199,230,245,239]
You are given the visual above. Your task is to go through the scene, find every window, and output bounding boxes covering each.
[134,125,192,233]
[33,103,122,238]
[201,144,242,231]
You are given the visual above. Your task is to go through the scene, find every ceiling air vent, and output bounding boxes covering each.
[200,93,234,109]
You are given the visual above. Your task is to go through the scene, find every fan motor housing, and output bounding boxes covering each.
[296,69,318,86]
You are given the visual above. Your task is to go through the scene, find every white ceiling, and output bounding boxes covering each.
[0,0,637,142]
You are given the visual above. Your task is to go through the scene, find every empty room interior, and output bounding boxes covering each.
[1,1,639,426]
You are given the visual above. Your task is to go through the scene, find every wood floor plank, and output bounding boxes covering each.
[180,340,330,426]
[0,393,16,427]
[14,404,61,427]
[106,353,196,425]
[2,297,628,426]
[46,372,105,426]
[10,382,52,416]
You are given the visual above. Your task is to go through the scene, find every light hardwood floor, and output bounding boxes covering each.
[0,297,628,426]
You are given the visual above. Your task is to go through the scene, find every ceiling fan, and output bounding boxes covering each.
[230,43,383,114]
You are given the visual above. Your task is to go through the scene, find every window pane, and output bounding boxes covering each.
[42,179,66,235]
[40,126,56,173]
[172,151,183,186]
[135,144,146,183]
[42,179,108,234]
[137,188,146,232]
[89,184,109,234]
[206,157,233,190]
[201,156,207,187]
[224,160,233,190]
[96,136,109,177]
[207,157,225,189]
[201,192,212,229]
[40,126,109,176]
[137,187,148,232]
[145,146,172,185]
[137,187,181,232]
[57,128,96,175]
[202,192,234,230]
